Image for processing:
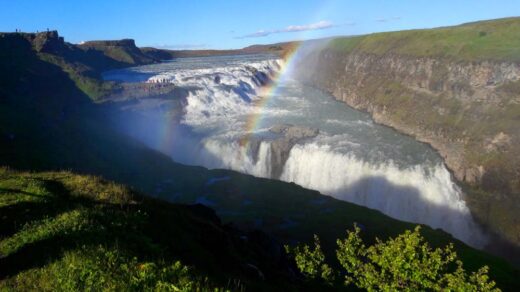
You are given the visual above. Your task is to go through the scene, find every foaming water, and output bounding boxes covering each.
[281,143,483,245]
[104,54,488,248]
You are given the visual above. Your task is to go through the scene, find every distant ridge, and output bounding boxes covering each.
[140,42,297,60]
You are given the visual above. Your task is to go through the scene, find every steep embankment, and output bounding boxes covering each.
[295,17,520,247]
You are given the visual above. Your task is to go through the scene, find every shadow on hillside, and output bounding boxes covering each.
[0,180,72,237]
[0,229,109,280]
[0,180,77,279]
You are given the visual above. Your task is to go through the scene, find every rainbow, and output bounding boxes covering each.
[239,43,301,146]
[158,112,179,153]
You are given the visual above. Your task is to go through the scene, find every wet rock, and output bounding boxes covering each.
[268,124,319,178]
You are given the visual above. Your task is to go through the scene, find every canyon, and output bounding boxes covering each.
[292,17,520,247]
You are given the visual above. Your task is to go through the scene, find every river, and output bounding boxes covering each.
[103,54,487,248]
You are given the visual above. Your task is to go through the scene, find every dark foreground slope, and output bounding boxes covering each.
[0,30,519,290]
[0,169,299,290]
[295,17,520,249]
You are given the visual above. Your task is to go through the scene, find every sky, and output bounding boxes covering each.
[1,0,519,49]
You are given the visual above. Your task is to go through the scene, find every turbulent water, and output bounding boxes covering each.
[104,54,487,248]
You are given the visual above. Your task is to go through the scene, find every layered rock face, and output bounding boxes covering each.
[296,49,520,246]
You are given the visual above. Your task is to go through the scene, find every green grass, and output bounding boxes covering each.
[328,17,520,62]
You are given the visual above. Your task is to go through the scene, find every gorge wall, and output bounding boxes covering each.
[295,41,520,247]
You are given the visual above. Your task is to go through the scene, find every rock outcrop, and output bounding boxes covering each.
[79,39,157,67]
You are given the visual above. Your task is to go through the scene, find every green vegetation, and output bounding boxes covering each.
[288,226,499,291]
[285,235,333,283]
[329,17,520,62]
[8,246,212,291]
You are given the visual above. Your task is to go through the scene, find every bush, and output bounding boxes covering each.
[285,235,333,283]
[288,225,500,291]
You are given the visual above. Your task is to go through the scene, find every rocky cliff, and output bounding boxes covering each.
[295,17,520,247]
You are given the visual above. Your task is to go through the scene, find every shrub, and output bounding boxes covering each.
[288,225,500,291]
[285,235,333,283]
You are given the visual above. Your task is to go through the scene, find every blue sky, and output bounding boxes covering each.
[1,0,519,49]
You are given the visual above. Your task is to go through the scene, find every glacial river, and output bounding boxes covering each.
[104,54,486,248]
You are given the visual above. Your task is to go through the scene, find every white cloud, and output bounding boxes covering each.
[151,43,207,50]
[236,20,335,39]
[242,30,271,38]
[376,16,402,23]
[282,20,333,32]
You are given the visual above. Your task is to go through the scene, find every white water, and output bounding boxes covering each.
[104,54,488,248]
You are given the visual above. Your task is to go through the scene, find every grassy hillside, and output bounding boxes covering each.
[0,169,298,290]
[328,17,520,62]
